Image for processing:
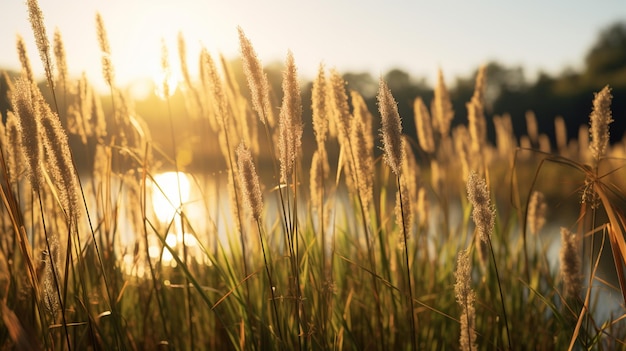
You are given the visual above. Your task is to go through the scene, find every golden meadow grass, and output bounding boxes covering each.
[1,3,626,350]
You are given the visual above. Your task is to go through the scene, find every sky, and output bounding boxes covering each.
[1,0,625,95]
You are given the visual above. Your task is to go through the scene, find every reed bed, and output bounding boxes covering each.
[1,2,626,350]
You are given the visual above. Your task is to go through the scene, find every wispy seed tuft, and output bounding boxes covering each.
[237,143,264,221]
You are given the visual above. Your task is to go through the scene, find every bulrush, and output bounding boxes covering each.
[377,78,404,176]
[278,51,303,183]
[455,249,477,351]
[96,12,114,88]
[238,27,274,126]
[414,97,435,153]
[466,171,494,243]
[588,85,612,164]
[237,142,264,221]
[559,228,581,299]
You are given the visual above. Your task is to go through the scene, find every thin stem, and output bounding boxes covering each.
[397,175,417,351]
[257,220,283,347]
[487,235,512,350]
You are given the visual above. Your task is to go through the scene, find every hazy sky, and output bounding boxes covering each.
[1,0,625,93]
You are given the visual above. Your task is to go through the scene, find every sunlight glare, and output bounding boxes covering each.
[151,172,191,223]
[153,66,181,99]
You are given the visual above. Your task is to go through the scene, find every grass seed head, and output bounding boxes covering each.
[559,227,581,299]
[377,78,404,176]
[414,97,435,153]
[96,13,115,87]
[16,35,35,84]
[589,85,613,164]
[528,191,547,236]
[238,27,273,126]
[467,171,494,243]
[237,142,264,221]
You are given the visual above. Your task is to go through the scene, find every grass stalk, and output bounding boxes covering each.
[396,175,417,351]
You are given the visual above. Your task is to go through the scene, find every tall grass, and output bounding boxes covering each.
[0,2,626,350]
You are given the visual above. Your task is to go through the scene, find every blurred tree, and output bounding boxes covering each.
[343,72,377,98]
[585,21,626,77]
[0,70,18,124]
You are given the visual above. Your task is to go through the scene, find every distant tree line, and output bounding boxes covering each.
[329,20,626,149]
